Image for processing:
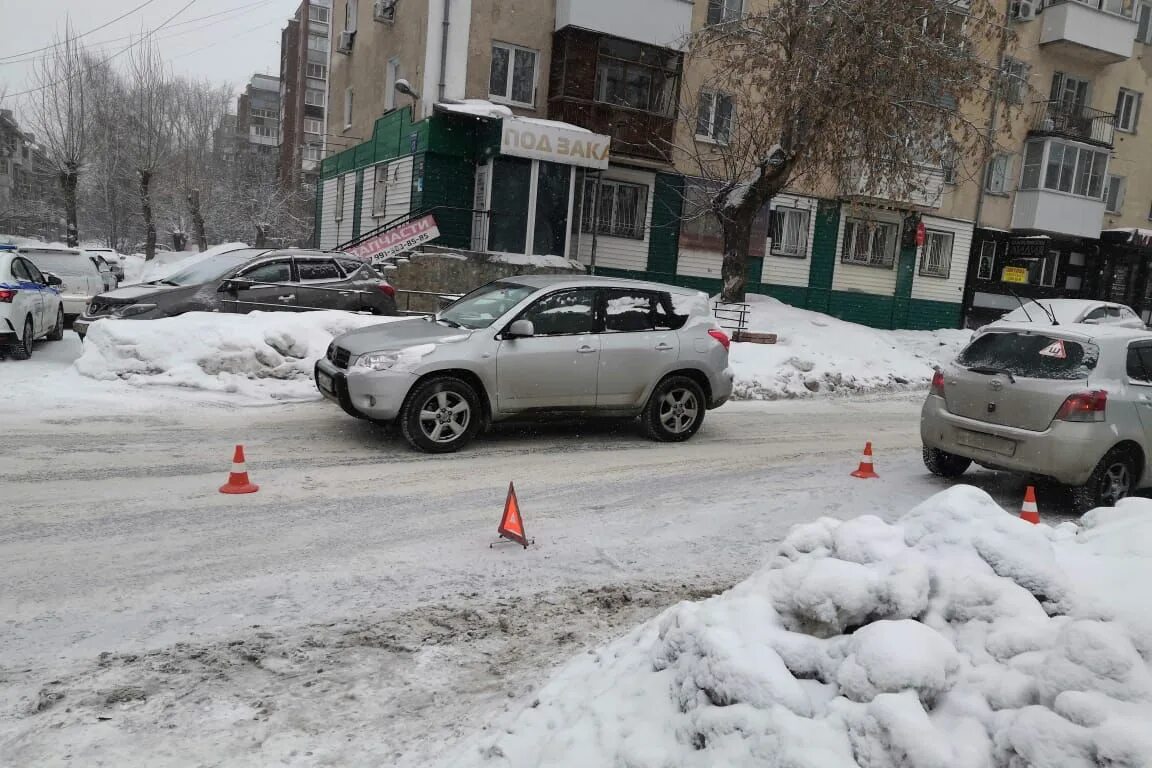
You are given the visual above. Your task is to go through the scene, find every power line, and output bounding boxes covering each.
[171,17,284,62]
[6,0,200,99]
[0,0,281,67]
[0,0,166,62]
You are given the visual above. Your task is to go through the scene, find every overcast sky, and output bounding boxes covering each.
[0,0,298,119]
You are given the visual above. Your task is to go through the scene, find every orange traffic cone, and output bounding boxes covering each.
[1019,486,1040,525]
[219,444,259,494]
[497,482,530,548]
[851,442,880,479]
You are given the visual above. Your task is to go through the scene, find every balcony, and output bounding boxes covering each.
[548,99,673,163]
[1040,0,1137,65]
[555,0,693,49]
[1028,100,1115,148]
[1012,189,1106,238]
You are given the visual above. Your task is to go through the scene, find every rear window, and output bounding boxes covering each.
[958,331,1098,380]
[23,252,95,277]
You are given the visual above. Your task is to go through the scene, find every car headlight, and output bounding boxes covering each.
[115,303,158,318]
[353,351,401,371]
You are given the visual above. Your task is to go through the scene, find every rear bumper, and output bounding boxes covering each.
[709,367,735,409]
[60,296,89,317]
[315,358,414,421]
[920,395,1110,485]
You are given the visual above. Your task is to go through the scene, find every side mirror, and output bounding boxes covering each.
[44,272,63,286]
[219,279,242,293]
[506,319,535,339]
[1082,317,1100,325]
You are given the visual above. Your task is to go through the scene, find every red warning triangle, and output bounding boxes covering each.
[498,482,529,548]
[1039,339,1067,359]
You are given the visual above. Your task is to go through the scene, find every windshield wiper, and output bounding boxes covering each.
[967,365,1016,384]
[436,317,463,328]
[155,279,179,286]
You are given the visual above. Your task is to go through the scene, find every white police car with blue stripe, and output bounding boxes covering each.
[0,247,65,360]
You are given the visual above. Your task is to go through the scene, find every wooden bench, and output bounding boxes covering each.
[731,330,778,344]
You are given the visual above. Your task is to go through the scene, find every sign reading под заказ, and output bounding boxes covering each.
[500,119,611,170]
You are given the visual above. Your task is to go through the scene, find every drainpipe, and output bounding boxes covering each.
[438,0,451,103]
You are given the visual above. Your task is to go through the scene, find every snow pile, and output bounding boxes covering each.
[726,295,970,399]
[453,487,1152,768]
[74,311,401,401]
[121,242,249,285]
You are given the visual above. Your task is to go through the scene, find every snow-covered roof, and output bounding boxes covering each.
[995,298,1137,326]
[434,101,592,134]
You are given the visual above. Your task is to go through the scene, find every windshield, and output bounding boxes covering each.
[22,252,92,277]
[958,331,1098,380]
[160,249,269,286]
[438,281,536,329]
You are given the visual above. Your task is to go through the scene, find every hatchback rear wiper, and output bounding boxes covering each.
[967,365,1016,383]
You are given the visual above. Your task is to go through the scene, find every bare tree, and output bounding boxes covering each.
[85,54,133,249]
[171,77,232,250]
[124,38,174,260]
[25,27,90,247]
[675,0,1008,302]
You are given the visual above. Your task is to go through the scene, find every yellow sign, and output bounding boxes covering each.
[1001,266,1029,284]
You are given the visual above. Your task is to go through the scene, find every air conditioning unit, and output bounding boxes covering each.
[1011,0,1036,21]
[374,0,397,23]
[336,30,355,54]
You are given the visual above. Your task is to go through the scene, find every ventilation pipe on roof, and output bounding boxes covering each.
[438,0,450,103]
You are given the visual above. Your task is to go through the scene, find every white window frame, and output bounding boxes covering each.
[489,42,538,108]
[919,230,953,279]
[977,240,997,280]
[769,207,809,258]
[385,57,400,111]
[372,163,399,218]
[306,62,328,81]
[1139,1,1152,44]
[309,5,330,24]
[985,153,1012,194]
[305,88,326,107]
[841,218,898,269]
[345,0,358,32]
[581,179,649,240]
[304,144,323,162]
[707,0,744,25]
[304,118,323,136]
[1116,88,1142,133]
[1040,250,1060,288]
[343,88,354,130]
[1106,174,1126,214]
[1020,140,1108,199]
[334,176,346,221]
[696,90,733,144]
[1002,57,1029,106]
[308,34,327,52]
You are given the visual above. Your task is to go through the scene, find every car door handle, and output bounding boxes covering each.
[655,343,674,352]
[577,345,596,354]
[277,294,295,302]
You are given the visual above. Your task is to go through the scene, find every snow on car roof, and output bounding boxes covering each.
[979,321,1152,344]
[998,298,1133,324]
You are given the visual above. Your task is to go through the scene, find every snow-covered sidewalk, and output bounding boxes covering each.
[449,487,1152,768]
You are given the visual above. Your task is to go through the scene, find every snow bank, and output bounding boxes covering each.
[121,242,249,285]
[74,311,402,402]
[727,295,970,399]
[452,487,1152,768]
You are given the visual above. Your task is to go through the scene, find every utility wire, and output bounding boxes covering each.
[171,17,284,61]
[0,0,166,61]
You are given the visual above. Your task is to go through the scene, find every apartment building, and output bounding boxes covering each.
[0,109,57,240]
[237,74,283,156]
[314,0,1152,330]
[279,0,332,188]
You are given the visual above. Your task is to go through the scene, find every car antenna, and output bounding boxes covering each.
[1008,288,1035,323]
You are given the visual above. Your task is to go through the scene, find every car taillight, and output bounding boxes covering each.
[0,288,14,303]
[930,370,945,397]
[708,329,731,351]
[1055,390,1108,423]
[378,283,396,298]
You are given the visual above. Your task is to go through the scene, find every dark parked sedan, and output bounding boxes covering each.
[73,248,398,339]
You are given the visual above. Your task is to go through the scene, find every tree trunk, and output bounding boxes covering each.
[60,165,80,247]
[172,231,188,251]
[189,189,207,251]
[140,169,156,260]
[719,211,754,304]
[255,224,267,248]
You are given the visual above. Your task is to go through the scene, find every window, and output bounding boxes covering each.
[1018,250,1061,287]
[920,230,954,279]
[1106,175,1126,214]
[707,0,743,24]
[581,180,649,240]
[1126,345,1152,383]
[304,144,323,162]
[985,154,1012,194]
[591,38,680,117]
[1038,142,1108,197]
[1002,57,1029,105]
[343,88,354,129]
[307,63,327,81]
[696,90,733,143]
[309,5,330,23]
[385,58,399,111]
[334,176,345,221]
[305,88,325,107]
[308,34,327,52]
[602,291,683,333]
[958,332,1097,381]
[345,0,358,31]
[1116,89,1142,133]
[372,164,396,217]
[338,258,369,275]
[239,260,292,284]
[489,43,537,107]
[297,259,342,281]
[250,107,277,120]
[1139,2,1152,44]
[304,118,323,135]
[519,289,598,336]
[1051,72,1090,112]
[770,207,809,258]
[250,125,277,138]
[842,219,897,268]
[11,258,31,281]
[23,259,45,284]
[977,241,997,280]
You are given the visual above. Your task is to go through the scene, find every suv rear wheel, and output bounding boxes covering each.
[642,375,706,442]
[1072,448,1137,513]
[399,376,482,453]
[923,446,972,478]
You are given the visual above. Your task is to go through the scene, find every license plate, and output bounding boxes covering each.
[317,371,334,394]
[957,429,1016,457]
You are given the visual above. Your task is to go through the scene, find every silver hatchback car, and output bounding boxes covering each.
[921,322,1152,511]
[315,275,734,452]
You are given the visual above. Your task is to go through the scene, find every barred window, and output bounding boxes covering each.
[920,230,953,279]
[581,180,648,240]
[842,218,897,268]
[770,207,809,258]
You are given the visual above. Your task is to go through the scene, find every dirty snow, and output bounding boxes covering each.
[726,295,970,399]
[450,487,1152,768]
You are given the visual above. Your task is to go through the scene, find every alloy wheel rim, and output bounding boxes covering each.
[660,388,699,434]
[1102,463,1131,506]
[418,390,471,443]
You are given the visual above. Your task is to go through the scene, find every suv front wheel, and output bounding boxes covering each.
[399,375,482,453]
[642,375,706,442]
[1072,448,1137,513]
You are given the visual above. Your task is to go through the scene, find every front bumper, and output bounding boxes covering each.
[315,358,415,421]
[920,395,1110,486]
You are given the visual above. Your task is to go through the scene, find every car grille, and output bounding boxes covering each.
[328,344,351,369]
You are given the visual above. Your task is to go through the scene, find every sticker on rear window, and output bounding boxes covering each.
[1039,339,1067,359]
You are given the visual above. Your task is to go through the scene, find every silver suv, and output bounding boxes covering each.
[921,322,1152,511]
[315,275,734,452]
